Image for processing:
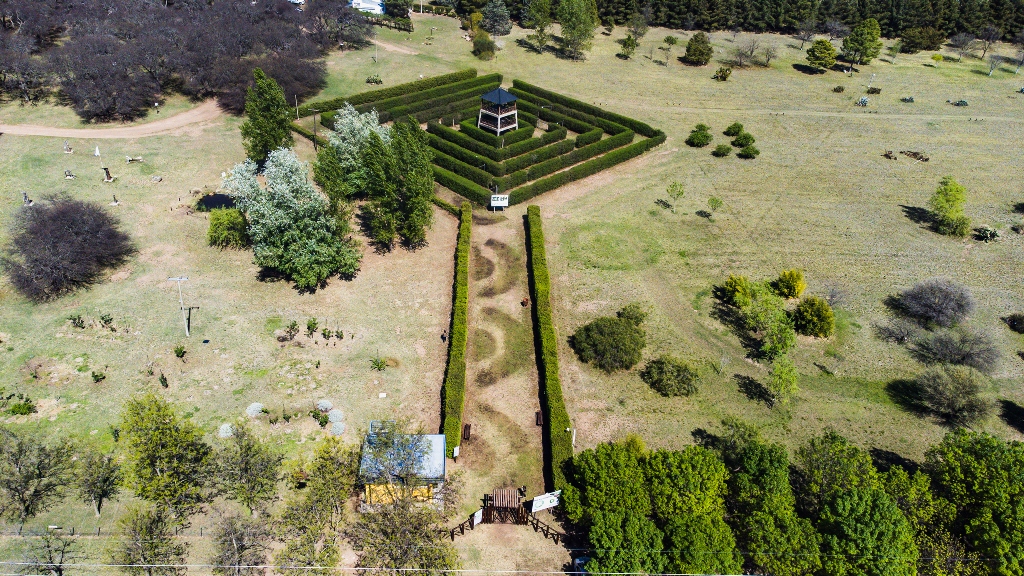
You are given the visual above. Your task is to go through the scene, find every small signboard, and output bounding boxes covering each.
[472,508,483,526]
[490,194,509,209]
[531,490,561,513]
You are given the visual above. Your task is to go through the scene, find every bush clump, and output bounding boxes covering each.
[207,208,249,248]
[712,144,732,157]
[911,329,1000,374]
[833,85,846,93]
[473,30,497,60]
[929,176,970,238]
[731,132,755,148]
[685,125,713,148]
[915,365,991,426]
[897,278,974,328]
[737,145,760,159]
[2,196,135,301]
[570,305,647,372]
[640,356,699,397]
[721,274,754,307]
[794,296,835,338]
[683,31,713,65]
[1004,313,1024,334]
[713,66,732,81]
[773,269,806,299]
[724,122,744,136]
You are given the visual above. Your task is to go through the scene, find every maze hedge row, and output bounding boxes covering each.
[353,74,501,115]
[298,68,477,117]
[458,119,535,147]
[441,202,472,455]
[512,79,661,138]
[526,206,572,491]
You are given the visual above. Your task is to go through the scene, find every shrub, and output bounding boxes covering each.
[937,215,971,238]
[897,278,974,328]
[773,269,806,298]
[794,297,835,338]
[744,282,787,331]
[1004,313,1024,334]
[929,176,967,236]
[7,400,37,416]
[526,206,573,489]
[91,371,106,383]
[833,85,846,93]
[68,315,86,329]
[738,145,760,159]
[686,128,713,148]
[640,356,699,397]
[724,122,744,136]
[174,345,187,359]
[731,132,755,148]
[306,318,319,338]
[2,196,135,301]
[570,313,646,373]
[441,203,472,455]
[683,31,714,65]
[867,87,881,95]
[617,303,648,326]
[472,31,497,60]
[712,144,732,157]
[916,365,991,426]
[911,329,1000,374]
[761,315,797,359]
[713,66,732,81]
[767,355,798,405]
[207,208,248,248]
[721,275,754,307]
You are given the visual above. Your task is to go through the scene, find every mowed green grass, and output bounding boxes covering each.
[0,94,200,129]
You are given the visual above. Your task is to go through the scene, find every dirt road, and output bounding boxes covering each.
[0,100,224,139]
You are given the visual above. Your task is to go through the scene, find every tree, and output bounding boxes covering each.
[977,25,1001,58]
[619,34,638,58]
[662,513,741,575]
[240,68,294,164]
[640,356,699,397]
[806,38,838,69]
[901,27,946,52]
[842,18,883,65]
[824,19,850,41]
[216,424,284,514]
[766,354,798,405]
[738,37,761,66]
[481,0,513,36]
[795,430,878,517]
[626,10,648,40]
[818,488,919,576]
[558,0,598,60]
[950,33,975,62]
[911,329,1000,373]
[208,208,249,249]
[383,0,412,17]
[569,307,646,372]
[211,513,272,576]
[78,448,121,516]
[359,122,435,249]
[707,196,723,214]
[228,149,361,289]
[762,43,778,66]
[315,104,390,204]
[929,175,967,231]
[897,278,974,328]
[2,196,135,302]
[524,0,552,49]
[796,18,816,48]
[915,365,992,425]
[0,428,75,528]
[683,31,713,65]
[666,181,685,207]
[586,511,665,574]
[794,296,835,337]
[1015,30,1024,73]
[120,394,215,519]
[111,505,188,576]
[773,269,805,298]
[472,30,498,60]
[22,531,84,576]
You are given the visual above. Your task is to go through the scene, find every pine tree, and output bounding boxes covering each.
[683,31,714,65]
[240,68,294,165]
[481,0,514,35]
[842,17,883,64]
[392,122,436,247]
[806,38,838,69]
[558,0,599,60]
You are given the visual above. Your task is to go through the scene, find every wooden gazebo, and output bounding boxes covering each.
[482,487,527,524]
[477,88,518,136]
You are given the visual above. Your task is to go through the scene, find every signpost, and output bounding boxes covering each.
[490,194,509,210]
[530,490,561,513]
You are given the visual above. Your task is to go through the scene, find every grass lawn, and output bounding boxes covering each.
[0,94,201,129]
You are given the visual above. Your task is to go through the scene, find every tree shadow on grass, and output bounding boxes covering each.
[792,63,825,75]
[999,400,1024,434]
[899,204,934,227]
[869,447,920,473]
[735,374,774,406]
[710,300,761,358]
[885,378,929,416]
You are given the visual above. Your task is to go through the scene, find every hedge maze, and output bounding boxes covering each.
[300,71,665,206]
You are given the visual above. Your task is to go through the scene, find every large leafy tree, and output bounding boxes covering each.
[662,513,742,575]
[216,424,284,515]
[211,513,272,576]
[842,18,884,64]
[587,511,665,574]
[925,429,1024,576]
[77,447,121,516]
[240,68,294,164]
[0,428,75,527]
[794,430,879,518]
[313,104,391,207]
[563,436,650,523]
[228,148,361,289]
[818,488,919,576]
[557,0,598,60]
[524,0,553,49]
[111,505,188,576]
[120,394,215,519]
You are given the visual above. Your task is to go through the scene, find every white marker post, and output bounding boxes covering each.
[168,276,190,337]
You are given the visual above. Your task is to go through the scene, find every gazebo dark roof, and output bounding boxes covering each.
[481,87,517,105]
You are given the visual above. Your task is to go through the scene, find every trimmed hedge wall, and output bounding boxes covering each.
[432,150,495,189]
[352,73,502,115]
[441,202,472,455]
[432,165,491,205]
[511,89,629,136]
[515,99,596,135]
[575,128,603,148]
[431,195,460,217]
[289,123,328,148]
[459,119,535,148]
[512,79,660,138]
[428,121,559,163]
[386,83,500,122]
[298,69,477,117]
[525,206,572,491]
[502,139,575,174]
[428,134,504,176]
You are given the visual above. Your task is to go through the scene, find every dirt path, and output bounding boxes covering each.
[372,39,419,55]
[0,100,224,139]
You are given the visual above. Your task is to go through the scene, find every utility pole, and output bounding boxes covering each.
[168,277,191,337]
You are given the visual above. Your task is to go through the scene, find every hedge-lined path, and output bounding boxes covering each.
[456,210,545,502]
[0,100,223,138]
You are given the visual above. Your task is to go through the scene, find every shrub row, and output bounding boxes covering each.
[513,89,631,136]
[502,138,575,174]
[428,133,504,175]
[432,149,496,189]
[525,205,573,491]
[494,169,530,191]
[411,98,483,124]
[441,202,472,455]
[432,165,491,205]
[575,127,603,148]
[352,73,501,115]
[289,123,328,148]
[383,82,501,123]
[298,69,477,117]
[515,98,596,135]
[509,131,665,205]
[428,121,560,162]
[512,79,659,138]
[430,195,460,217]
[459,119,534,148]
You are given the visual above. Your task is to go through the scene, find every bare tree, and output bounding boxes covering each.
[0,428,75,530]
[825,19,850,41]
[916,365,992,426]
[22,531,84,576]
[77,448,121,516]
[1014,30,1024,73]
[739,37,762,61]
[895,278,975,328]
[912,329,1000,373]
[763,43,778,67]
[988,53,1002,75]
[796,18,816,49]
[977,25,1001,58]
[211,513,272,576]
[950,33,975,62]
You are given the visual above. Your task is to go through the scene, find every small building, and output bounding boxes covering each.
[350,0,384,15]
[359,421,446,505]
[478,88,518,136]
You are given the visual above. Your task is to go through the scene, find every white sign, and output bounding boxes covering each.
[531,490,561,513]
[490,194,509,208]
[472,508,483,525]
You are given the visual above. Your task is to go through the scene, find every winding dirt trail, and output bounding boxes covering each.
[0,100,224,139]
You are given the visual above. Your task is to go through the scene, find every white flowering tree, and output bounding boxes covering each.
[226,149,361,289]
[313,104,391,206]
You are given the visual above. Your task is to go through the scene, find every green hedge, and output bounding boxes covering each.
[412,97,483,124]
[459,119,534,148]
[387,83,500,122]
[441,202,472,455]
[431,195,460,217]
[289,123,328,148]
[298,69,477,117]
[428,121,505,161]
[525,206,572,491]
[432,165,491,205]
[502,139,575,174]
[433,150,495,189]
[352,73,502,115]
[494,169,530,191]
[428,134,505,176]
[575,128,603,148]
[510,131,665,204]
[512,79,660,138]
[515,99,596,135]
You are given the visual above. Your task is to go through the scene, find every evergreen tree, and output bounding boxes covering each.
[683,31,714,64]
[794,429,879,518]
[842,17,884,64]
[216,424,284,515]
[481,0,514,35]
[359,122,435,249]
[558,0,599,60]
[806,38,838,69]
[240,68,294,165]
[78,448,121,516]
